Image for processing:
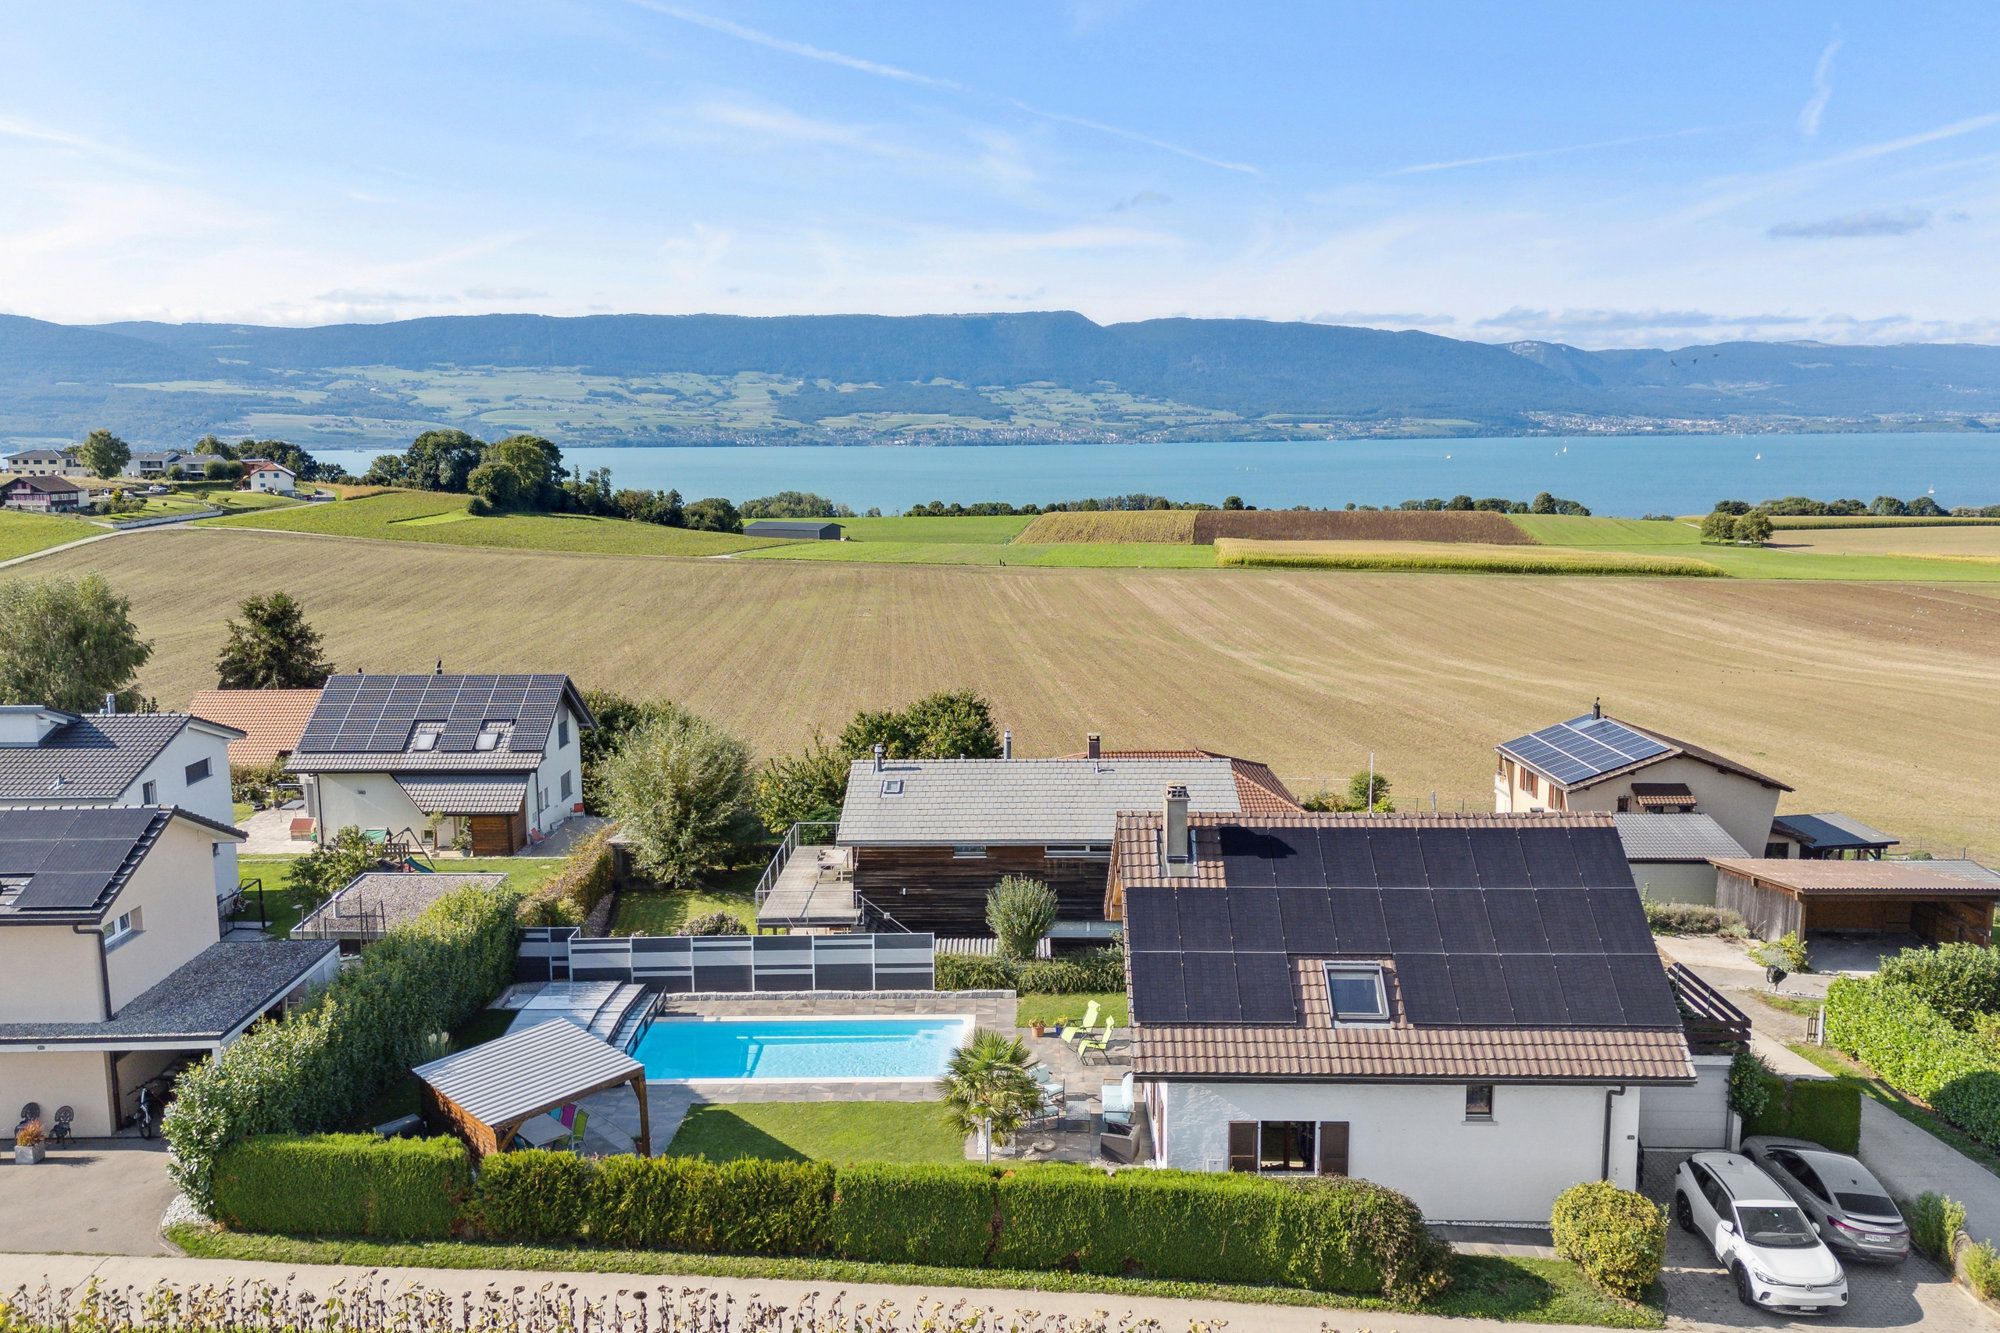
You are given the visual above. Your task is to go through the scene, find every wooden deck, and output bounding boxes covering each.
[757,844,862,929]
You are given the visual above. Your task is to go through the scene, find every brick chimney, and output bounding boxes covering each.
[1087,732,1101,760]
[1164,783,1191,875]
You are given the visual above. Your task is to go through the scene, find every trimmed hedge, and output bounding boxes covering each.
[829,1162,997,1268]
[935,945,1125,995]
[1551,1181,1665,1301]
[165,884,522,1210]
[468,1148,596,1243]
[517,824,617,926]
[1737,1060,1862,1154]
[1827,976,2000,1145]
[1875,943,2000,1029]
[591,1155,834,1254]
[213,1134,469,1240]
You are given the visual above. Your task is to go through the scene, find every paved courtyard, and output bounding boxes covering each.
[0,1138,176,1256]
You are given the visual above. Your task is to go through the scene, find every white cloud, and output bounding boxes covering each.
[1799,39,1840,137]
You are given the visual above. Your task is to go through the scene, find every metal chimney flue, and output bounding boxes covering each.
[1002,729,1013,760]
[1592,696,1603,719]
[102,692,116,715]
[1164,783,1192,874]
[872,742,886,773]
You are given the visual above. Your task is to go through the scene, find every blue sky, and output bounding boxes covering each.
[5,1,1999,346]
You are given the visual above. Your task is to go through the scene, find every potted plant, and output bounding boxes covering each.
[15,1119,46,1165]
[1029,1017,1048,1038]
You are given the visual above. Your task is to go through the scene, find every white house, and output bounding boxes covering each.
[1110,804,1696,1224]
[122,450,189,480]
[241,460,297,494]
[0,806,337,1138]
[290,672,593,854]
[3,448,85,478]
[0,706,244,902]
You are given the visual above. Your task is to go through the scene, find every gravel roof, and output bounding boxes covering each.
[0,939,335,1045]
[837,757,1241,846]
[1614,813,1749,861]
[292,872,508,938]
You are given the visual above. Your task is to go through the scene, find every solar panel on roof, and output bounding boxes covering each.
[1129,953,1185,1023]
[1123,888,1180,951]
[1500,956,1570,1024]
[1329,887,1390,953]
[1557,959,1624,1025]
[1586,886,1656,952]
[1538,890,1602,951]
[1505,715,1670,786]
[1176,891,1232,945]
[1382,890,1443,951]
[1182,952,1243,1022]
[1227,886,1284,949]
[1520,830,1584,887]
[1447,955,1512,1023]
[1572,830,1638,887]
[1218,826,1279,886]
[13,870,119,910]
[1396,955,1457,1024]
[1264,829,1328,886]
[1433,889,1497,953]
[1607,956,1684,1028]
[1277,885,1337,953]
[1319,829,1379,887]
[1236,952,1298,1022]
[1419,829,1477,888]
[1485,890,1551,952]
[1366,828,1427,887]
[1468,829,1534,887]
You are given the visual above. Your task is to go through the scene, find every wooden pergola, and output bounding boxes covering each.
[413,1017,651,1159]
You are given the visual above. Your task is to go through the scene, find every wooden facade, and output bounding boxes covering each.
[418,1066,650,1160]
[467,808,528,857]
[1718,867,1995,947]
[849,844,1111,933]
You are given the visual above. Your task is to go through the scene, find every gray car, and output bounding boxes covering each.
[1743,1135,1910,1263]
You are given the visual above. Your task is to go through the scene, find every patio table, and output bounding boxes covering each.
[512,1116,570,1150]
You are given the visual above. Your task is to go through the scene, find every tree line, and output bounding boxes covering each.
[1713,494,2000,518]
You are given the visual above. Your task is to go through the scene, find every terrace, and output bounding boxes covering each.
[754,821,862,930]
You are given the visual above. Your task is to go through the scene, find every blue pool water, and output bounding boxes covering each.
[633,1015,971,1081]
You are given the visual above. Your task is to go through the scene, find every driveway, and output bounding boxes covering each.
[0,1138,176,1255]
[1643,1150,1986,1329]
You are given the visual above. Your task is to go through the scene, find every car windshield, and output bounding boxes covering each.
[1835,1192,1900,1220]
[1738,1205,1818,1247]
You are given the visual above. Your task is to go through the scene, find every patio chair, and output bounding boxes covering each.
[1077,1018,1118,1063]
[563,1108,590,1153]
[1056,1000,1101,1047]
[14,1102,38,1134]
[1100,1073,1134,1125]
[49,1106,73,1145]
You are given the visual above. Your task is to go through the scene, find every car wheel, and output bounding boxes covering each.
[1675,1193,1696,1235]
[1732,1263,1757,1308]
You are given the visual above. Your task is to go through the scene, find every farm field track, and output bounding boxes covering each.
[1195,509,1533,544]
[16,525,2000,861]
[1215,538,1723,576]
[1016,510,1198,543]
[0,511,102,561]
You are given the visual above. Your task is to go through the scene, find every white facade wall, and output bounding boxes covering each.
[1154,1079,1642,1223]
[1630,860,1722,906]
[309,772,430,841]
[247,467,295,493]
[121,724,239,900]
[529,702,586,836]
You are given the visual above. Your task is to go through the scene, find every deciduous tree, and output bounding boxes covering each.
[0,575,152,711]
[76,428,130,479]
[601,707,757,889]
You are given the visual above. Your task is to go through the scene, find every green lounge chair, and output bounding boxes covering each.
[1077,1018,1118,1063]
[1056,1000,1101,1046]
[564,1108,590,1153]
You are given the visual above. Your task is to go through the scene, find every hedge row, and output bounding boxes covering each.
[165,884,522,1210]
[517,824,617,926]
[1875,942,2000,1030]
[221,1139,1449,1301]
[1739,1062,1863,1153]
[1826,976,2000,1143]
[935,945,1125,995]
[212,1134,470,1239]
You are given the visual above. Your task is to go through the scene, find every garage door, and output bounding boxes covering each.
[1638,1054,1734,1149]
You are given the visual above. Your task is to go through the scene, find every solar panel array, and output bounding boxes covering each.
[1125,824,1682,1031]
[1499,714,1669,787]
[298,675,567,756]
[0,807,161,911]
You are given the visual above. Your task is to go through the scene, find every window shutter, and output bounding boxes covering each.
[1318,1122,1350,1176]
[1227,1121,1256,1172]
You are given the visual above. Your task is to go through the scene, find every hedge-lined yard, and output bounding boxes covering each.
[1826,975,2000,1146]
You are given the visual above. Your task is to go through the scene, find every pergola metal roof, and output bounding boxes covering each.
[412,1017,649,1157]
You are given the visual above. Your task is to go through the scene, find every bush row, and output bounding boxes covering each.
[165,884,522,1210]
[1551,1181,1665,1301]
[517,824,617,926]
[935,945,1125,995]
[1641,901,1746,937]
[216,1139,1449,1301]
[1826,977,2000,1144]
[1875,942,2000,1030]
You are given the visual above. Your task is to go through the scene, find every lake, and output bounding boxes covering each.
[318,433,2000,516]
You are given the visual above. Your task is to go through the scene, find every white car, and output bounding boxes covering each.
[1674,1151,1848,1314]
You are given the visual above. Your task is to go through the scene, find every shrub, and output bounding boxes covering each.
[1877,942,2000,1029]
[468,1149,596,1243]
[1909,1191,1968,1264]
[1753,931,1810,973]
[987,876,1058,962]
[1826,977,2000,1144]
[165,883,521,1210]
[935,953,1019,990]
[211,1134,468,1239]
[829,1162,997,1267]
[516,823,616,926]
[935,944,1126,995]
[1643,901,1746,936]
[1966,1239,2000,1302]
[1551,1181,1666,1301]
[683,910,748,935]
[1728,1051,1775,1122]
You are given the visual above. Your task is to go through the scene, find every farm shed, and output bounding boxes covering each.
[413,1017,649,1158]
[1710,858,1998,947]
[745,519,843,539]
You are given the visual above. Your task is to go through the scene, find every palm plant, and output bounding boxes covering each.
[939,1027,1042,1162]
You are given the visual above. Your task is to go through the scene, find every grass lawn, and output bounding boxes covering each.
[237,853,564,938]
[0,509,100,560]
[611,862,760,934]
[1015,991,1128,1029]
[667,1101,965,1165]
[1751,992,1823,1019]
[1787,1042,2000,1178]
[167,1231,1661,1328]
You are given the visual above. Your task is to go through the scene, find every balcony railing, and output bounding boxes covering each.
[1666,961,1752,1053]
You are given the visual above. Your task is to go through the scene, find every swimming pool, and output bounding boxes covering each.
[634,1014,972,1081]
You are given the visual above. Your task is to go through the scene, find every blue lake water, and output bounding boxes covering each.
[320,433,2000,516]
[633,1015,970,1081]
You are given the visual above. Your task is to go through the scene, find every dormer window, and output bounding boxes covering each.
[0,877,24,908]
[474,721,511,752]
[1325,964,1390,1024]
[409,722,444,752]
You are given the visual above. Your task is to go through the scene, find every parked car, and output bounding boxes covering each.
[1744,1135,1911,1263]
[1675,1151,1848,1314]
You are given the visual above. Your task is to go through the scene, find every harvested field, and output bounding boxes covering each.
[1015,510,1198,544]
[1775,524,2000,557]
[12,525,1999,861]
[1215,539,1722,577]
[1192,509,1534,544]
[1766,514,2000,529]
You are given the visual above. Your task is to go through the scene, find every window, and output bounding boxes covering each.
[1764,841,1788,857]
[1228,1120,1348,1176]
[951,844,987,860]
[1465,1084,1495,1120]
[880,779,904,795]
[103,908,142,946]
[474,721,511,752]
[0,877,25,908]
[140,780,157,804]
[1046,842,1111,859]
[1324,964,1389,1023]
[1522,770,1539,797]
[1694,1164,1729,1212]
[1259,1121,1317,1173]
[558,718,570,747]
[1550,787,1566,811]
[560,770,573,800]
[184,758,211,785]
[411,728,440,752]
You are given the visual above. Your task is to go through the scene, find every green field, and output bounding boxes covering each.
[1511,514,2000,581]
[0,510,100,560]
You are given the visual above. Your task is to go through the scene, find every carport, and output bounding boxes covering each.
[1711,858,1998,947]
[413,1017,650,1158]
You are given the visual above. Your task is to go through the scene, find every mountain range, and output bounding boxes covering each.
[4,310,1999,449]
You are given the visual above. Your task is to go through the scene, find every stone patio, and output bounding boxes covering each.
[977,1023,1134,1163]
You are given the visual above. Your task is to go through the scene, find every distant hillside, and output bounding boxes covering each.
[2,310,1999,448]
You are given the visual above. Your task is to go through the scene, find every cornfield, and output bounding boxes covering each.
[1214,539,1723,577]
[0,1278,1177,1333]
[1013,512,1198,544]
[1191,510,1533,544]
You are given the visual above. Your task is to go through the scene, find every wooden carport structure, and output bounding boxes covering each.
[413,1017,651,1158]
[1711,857,1998,947]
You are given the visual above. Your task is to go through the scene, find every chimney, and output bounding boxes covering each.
[102,692,116,715]
[872,742,886,773]
[1163,783,1191,875]
[1002,729,1013,760]
[1086,732,1101,760]
[1592,696,1602,720]
[435,659,445,675]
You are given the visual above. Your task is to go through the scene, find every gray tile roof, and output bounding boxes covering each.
[292,673,590,774]
[0,712,197,801]
[394,774,530,814]
[836,757,1241,846]
[1614,813,1749,861]
[0,939,336,1045]
[1771,812,1900,852]
[413,1017,640,1127]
